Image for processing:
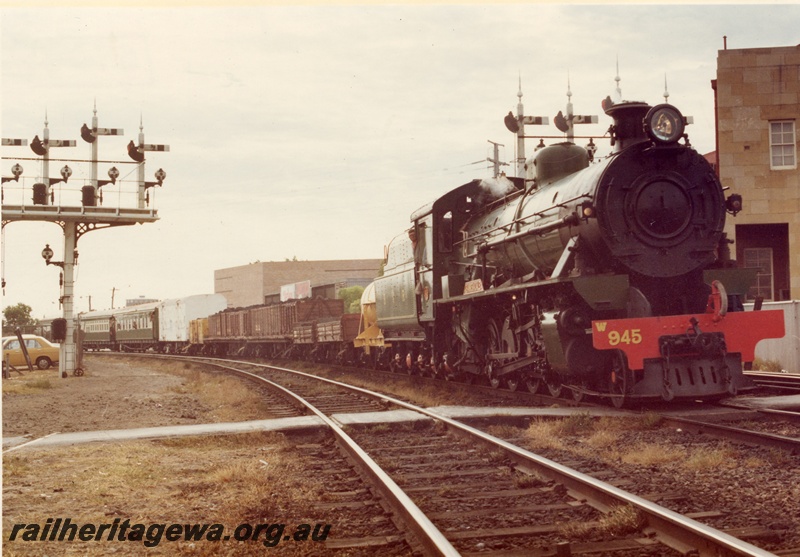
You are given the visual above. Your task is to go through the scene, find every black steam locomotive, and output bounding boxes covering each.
[369,99,785,406]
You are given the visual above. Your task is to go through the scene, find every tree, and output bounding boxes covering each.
[337,286,364,314]
[3,303,36,333]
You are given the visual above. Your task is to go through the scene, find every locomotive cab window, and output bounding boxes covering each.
[438,211,453,253]
[417,220,433,268]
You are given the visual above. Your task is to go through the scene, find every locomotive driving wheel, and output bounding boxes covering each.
[525,376,541,394]
[504,375,520,391]
[571,380,589,402]
[543,373,563,398]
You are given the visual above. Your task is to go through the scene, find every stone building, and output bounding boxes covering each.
[214,259,383,308]
[713,44,799,301]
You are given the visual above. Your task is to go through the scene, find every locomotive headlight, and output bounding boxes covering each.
[725,193,743,216]
[644,104,685,144]
[579,200,596,220]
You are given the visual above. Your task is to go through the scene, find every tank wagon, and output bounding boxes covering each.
[366,98,785,406]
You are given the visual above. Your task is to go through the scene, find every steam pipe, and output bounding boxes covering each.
[476,213,580,255]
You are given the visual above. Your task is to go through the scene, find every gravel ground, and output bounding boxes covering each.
[2,356,412,556]
[4,355,799,556]
[486,418,800,554]
[3,356,213,438]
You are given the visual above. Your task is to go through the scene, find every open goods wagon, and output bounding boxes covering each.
[203,298,353,358]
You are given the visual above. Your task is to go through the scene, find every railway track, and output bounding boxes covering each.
[745,370,800,392]
[654,414,800,454]
[118,353,791,556]
[305,355,800,454]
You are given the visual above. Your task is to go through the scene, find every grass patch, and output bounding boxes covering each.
[753,357,784,372]
[634,412,664,430]
[552,413,596,436]
[359,423,392,434]
[762,447,796,468]
[620,442,686,466]
[2,431,326,555]
[683,445,738,471]
[2,371,56,394]
[523,419,568,450]
[512,471,546,489]
[559,504,646,540]
[585,429,620,451]
[27,378,52,390]
[149,360,272,421]
[521,414,596,451]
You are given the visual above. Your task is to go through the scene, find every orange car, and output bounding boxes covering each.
[2,335,60,371]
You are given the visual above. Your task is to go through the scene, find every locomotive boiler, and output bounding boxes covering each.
[374,99,785,406]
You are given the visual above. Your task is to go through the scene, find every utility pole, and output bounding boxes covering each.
[486,140,505,178]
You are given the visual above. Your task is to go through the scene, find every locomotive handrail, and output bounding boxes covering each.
[476,212,580,255]
[453,192,592,249]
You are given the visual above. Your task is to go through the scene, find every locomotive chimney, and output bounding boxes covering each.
[604,102,651,152]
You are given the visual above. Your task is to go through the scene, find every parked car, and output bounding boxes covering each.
[2,335,60,371]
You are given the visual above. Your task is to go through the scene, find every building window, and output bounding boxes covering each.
[769,120,796,169]
[743,247,774,300]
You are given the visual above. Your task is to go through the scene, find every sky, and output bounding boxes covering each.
[2,3,799,320]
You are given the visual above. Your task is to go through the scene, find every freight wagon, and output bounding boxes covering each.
[202,297,360,361]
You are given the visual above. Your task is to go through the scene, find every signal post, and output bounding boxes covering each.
[1,107,169,377]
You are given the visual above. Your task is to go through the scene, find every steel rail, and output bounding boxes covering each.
[112,354,778,556]
[744,371,800,391]
[237,359,777,557]
[757,407,800,422]
[657,415,800,453]
[190,358,460,557]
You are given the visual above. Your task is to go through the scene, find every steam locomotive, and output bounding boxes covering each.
[74,97,785,408]
[366,98,785,406]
